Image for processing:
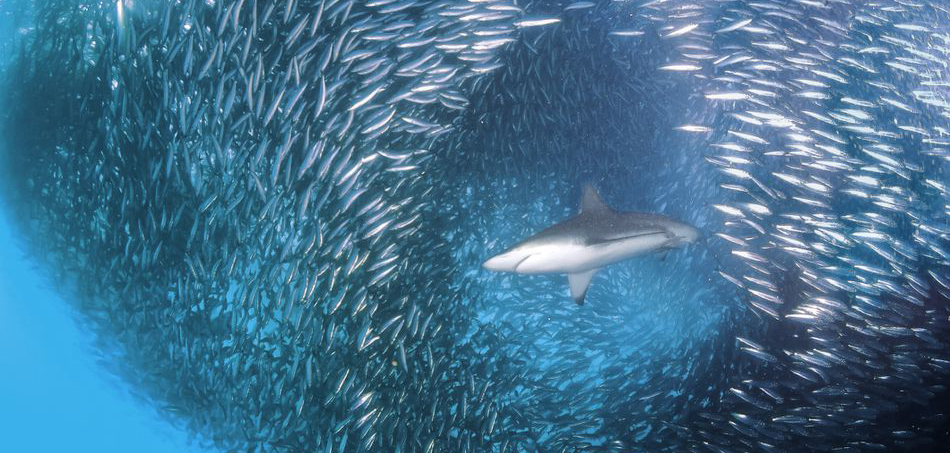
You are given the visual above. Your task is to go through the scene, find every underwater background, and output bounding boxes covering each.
[0,0,949,452]
[0,205,216,452]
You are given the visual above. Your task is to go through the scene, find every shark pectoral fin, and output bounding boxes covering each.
[658,250,669,261]
[567,268,599,305]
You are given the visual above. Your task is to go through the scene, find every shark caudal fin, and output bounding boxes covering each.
[580,183,609,213]
[568,268,599,305]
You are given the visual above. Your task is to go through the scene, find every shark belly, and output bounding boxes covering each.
[513,232,671,274]
[513,243,592,274]
[581,232,672,269]
[574,233,670,272]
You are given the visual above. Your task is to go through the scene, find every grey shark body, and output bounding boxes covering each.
[483,184,700,304]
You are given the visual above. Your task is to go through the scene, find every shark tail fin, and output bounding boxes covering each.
[568,268,599,305]
[580,183,609,213]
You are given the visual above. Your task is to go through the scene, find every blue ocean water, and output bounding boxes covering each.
[0,205,216,453]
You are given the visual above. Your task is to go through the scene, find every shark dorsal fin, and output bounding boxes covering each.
[568,268,599,305]
[580,184,609,213]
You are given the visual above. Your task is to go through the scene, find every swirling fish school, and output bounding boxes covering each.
[1,1,949,453]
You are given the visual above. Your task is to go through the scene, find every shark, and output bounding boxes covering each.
[482,184,700,304]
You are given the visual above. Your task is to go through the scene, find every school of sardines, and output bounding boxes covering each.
[1,0,950,452]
